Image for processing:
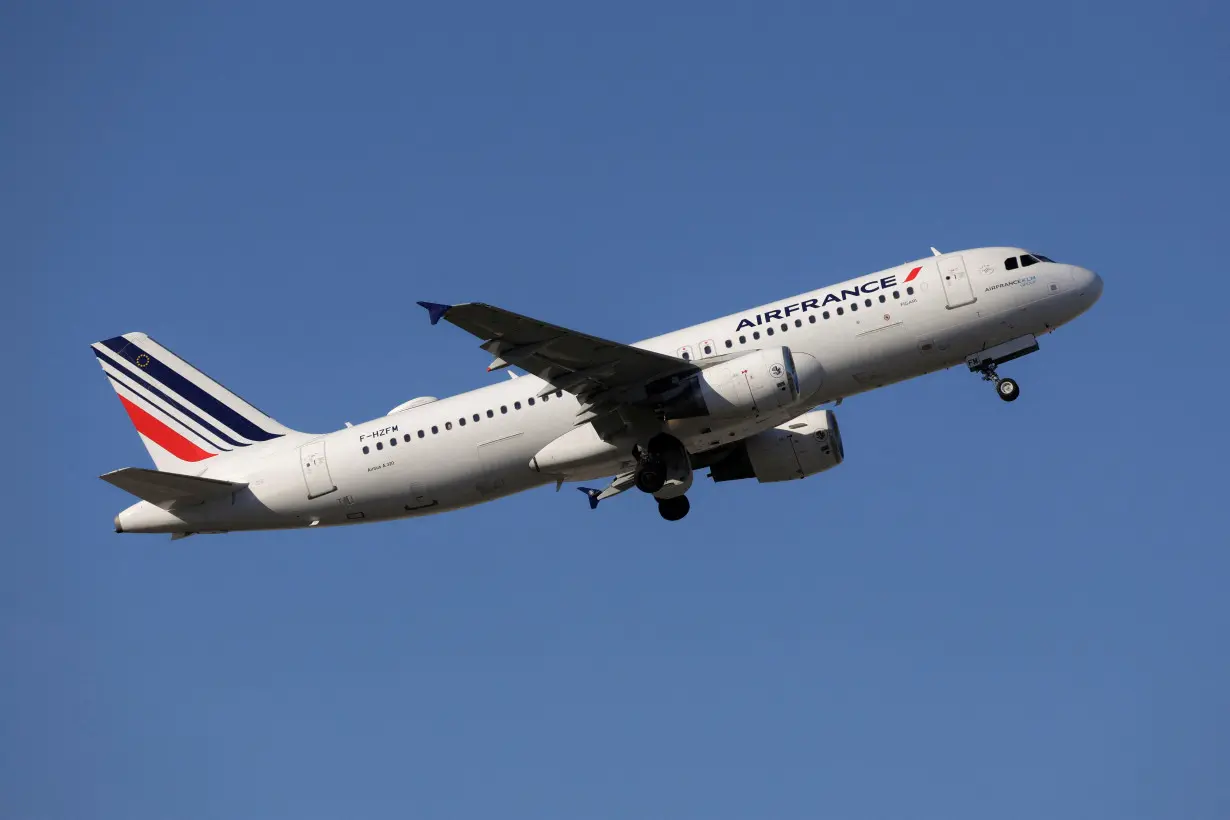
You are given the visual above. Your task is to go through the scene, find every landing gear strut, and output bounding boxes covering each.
[975,361,1020,402]
[658,495,690,521]
[634,451,667,493]
[967,335,1037,404]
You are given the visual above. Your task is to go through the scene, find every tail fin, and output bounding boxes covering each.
[91,332,298,472]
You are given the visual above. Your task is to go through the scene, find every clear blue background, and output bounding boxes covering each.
[4,1,1228,817]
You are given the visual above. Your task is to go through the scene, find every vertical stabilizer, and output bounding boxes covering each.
[91,332,299,472]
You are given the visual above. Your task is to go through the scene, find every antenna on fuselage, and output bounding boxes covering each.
[930,246,943,257]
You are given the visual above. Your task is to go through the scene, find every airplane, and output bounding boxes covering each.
[93,246,1102,534]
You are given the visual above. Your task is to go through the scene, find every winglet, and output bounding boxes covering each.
[416,301,453,326]
[577,487,601,510]
[930,246,943,257]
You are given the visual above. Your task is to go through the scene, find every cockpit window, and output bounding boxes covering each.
[1021,254,1039,267]
[1035,254,1054,262]
[1004,257,1019,270]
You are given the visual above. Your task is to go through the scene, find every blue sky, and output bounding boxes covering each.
[4,1,1228,817]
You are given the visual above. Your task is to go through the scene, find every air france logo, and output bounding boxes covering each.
[733,268,919,332]
[769,363,785,378]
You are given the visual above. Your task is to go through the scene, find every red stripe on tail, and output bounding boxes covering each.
[117,395,215,462]
[904,266,922,283]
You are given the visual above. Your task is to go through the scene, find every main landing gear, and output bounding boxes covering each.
[967,335,1038,403]
[658,495,690,521]
[635,433,693,521]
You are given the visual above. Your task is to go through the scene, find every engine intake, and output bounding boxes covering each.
[710,409,845,483]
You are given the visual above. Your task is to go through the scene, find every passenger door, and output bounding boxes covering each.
[939,255,977,309]
[299,439,336,499]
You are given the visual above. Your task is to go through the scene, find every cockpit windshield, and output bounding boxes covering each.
[1007,253,1055,270]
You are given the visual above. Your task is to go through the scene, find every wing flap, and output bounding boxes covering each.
[101,467,246,509]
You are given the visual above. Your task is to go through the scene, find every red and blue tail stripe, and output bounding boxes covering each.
[92,331,293,471]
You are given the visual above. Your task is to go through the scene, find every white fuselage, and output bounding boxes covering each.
[116,247,1103,533]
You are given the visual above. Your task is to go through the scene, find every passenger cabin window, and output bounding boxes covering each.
[1005,256,1019,270]
[725,340,733,348]
[376,442,383,450]
[404,433,411,442]
[362,445,369,454]
[390,437,397,446]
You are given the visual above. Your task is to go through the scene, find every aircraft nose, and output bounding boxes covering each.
[1072,265,1103,305]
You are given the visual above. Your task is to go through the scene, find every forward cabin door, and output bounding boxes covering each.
[299,439,336,499]
[939,255,977,308]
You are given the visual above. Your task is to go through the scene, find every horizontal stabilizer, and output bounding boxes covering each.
[101,467,246,509]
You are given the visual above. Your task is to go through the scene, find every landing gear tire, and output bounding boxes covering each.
[658,495,690,521]
[997,377,1020,402]
[635,456,667,494]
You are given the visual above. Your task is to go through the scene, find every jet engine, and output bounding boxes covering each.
[656,347,802,420]
[709,409,844,483]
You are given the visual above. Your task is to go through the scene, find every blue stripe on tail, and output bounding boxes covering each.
[94,347,250,448]
[98,337,282,442]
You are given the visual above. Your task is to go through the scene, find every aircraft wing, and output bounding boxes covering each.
[418,301,698,411]
[101,467,247,509]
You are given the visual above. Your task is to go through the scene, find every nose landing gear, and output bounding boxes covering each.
[967,335,1038,403]
[973,360,1021,402]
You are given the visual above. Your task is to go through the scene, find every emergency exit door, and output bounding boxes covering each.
[299,439,336,499]
[939,255,977,308]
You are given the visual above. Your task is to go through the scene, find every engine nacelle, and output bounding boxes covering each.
[660,347,801,420]
[710,409,845,483]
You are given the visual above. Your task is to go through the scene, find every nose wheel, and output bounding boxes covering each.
[974,361,1020,402]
